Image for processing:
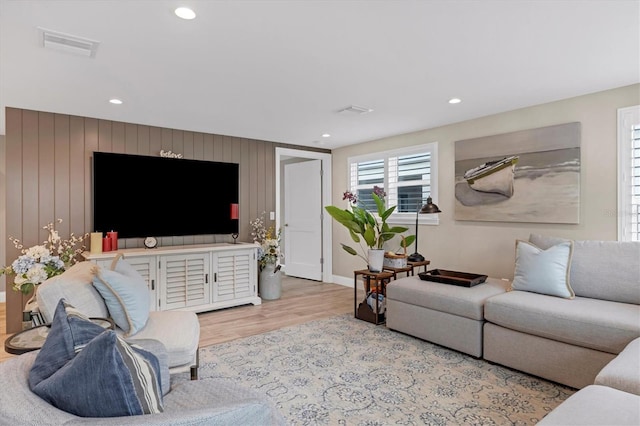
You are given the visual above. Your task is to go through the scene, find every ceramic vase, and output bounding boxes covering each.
[368,249,385,273]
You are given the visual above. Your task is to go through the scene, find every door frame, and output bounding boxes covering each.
[275,147,332,283]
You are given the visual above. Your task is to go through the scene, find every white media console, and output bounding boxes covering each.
[83,243,261,313]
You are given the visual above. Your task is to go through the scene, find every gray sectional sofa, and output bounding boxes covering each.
[387,235,640,424]
[484,234,640,389]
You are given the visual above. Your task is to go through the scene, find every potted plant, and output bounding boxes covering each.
[250,212,284,300]
[325,186,414,272]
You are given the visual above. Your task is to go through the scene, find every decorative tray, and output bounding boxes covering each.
[418,269,488,288]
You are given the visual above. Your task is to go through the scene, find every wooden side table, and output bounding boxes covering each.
[383,265,414,278]
[353,269,394,325]
[4,317,114,355]
[408,260,431,274]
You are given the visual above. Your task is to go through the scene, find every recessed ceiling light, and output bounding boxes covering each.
[321,133,331,138]
[175,7,196,20]
[109,98,123,105]
[448,98,462,104]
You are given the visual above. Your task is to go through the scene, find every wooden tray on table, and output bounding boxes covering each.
[418,269,488,288]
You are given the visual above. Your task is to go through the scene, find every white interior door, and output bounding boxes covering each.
[284,159,322,280]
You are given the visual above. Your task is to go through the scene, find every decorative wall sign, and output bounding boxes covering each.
[160,149,183,158]
[454,122,581,224]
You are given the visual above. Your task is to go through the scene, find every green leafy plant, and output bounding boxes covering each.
[325,186,414,263]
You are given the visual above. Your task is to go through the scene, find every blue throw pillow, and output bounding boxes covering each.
[29,299,106,388]
[511,240,575,299]
[91,257,149,336]
[31,330,164,417]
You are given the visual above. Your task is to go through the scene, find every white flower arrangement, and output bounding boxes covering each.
[0,219,88,294]
[250,212,283,269]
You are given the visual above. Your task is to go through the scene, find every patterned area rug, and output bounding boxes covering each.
[184,314,575,425]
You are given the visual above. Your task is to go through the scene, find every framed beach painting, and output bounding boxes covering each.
[454,122,580,223]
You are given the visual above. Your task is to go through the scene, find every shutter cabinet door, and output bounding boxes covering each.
[215,251,252,301]
[125,256,158,311]
[161,253,210,310]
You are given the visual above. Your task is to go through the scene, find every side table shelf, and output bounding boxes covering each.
[353,269,394,325]
[4,317,114,355]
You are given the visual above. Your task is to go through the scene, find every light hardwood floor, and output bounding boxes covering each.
[0,276,355,363]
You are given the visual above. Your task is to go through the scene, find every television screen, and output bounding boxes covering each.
[93,152,239,239]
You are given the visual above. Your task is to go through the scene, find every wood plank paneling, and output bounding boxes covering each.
[4,107,329,332]
[54,114,71,234]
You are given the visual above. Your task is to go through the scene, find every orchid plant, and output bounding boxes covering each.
[325,186,415,263]
[0,219,88,294]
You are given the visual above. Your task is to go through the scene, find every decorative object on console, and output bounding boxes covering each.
[325,187,413,272]
[144,236,158,249]
[407,196,442,263]
[102,237,112,252]
[230,203,239,243]
[90,232,103,254]
[107,231,118,250]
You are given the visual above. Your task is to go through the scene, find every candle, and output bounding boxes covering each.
[90,232,103,254]
[102,237,112,252]
[107,231,118,251]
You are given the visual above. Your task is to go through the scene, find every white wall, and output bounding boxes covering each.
[329,84,640,282]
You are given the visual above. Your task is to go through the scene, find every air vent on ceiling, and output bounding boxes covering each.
[38,27,100,58]
[338,105,374,114]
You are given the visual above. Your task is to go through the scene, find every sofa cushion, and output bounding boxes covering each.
[92,262,150,337]
[595,337,640,395]
[537,385,640,425]
[485,291,640,354]
[511,240,574,298]
[36,261,109,323]
[29,299,106,388]
[529,234,640,304]
[31,330,164,417]
[386,276,508,321]
[124,310,200,369]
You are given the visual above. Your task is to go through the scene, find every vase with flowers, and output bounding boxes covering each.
[1,219,88,322]
[325,186,414,272]
[250,212,284,300]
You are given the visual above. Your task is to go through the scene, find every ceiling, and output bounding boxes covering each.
[0,0,638,150]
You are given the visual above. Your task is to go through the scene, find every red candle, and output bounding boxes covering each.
[230,203,239,220]
[102,237,112,252]
[107,231,118,250]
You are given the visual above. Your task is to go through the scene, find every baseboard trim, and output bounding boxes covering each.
[331,275,352,287]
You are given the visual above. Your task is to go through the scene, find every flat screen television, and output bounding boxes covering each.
[93,152,239,239]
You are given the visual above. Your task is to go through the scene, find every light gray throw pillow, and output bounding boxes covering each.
[530,234,640,304]
[511,239,575,299]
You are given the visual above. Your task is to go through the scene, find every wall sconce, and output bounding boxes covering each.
[407,197,442,262]
[230,203,239,244]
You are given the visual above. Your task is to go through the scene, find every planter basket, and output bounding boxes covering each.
[383,237,408,268]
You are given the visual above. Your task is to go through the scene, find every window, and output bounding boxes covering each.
[348,143,438,225]
[618,106,640,241]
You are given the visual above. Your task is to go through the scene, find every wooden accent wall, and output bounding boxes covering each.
[4,107,329,332]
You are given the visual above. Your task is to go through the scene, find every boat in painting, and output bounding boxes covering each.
[463,155,519,197]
